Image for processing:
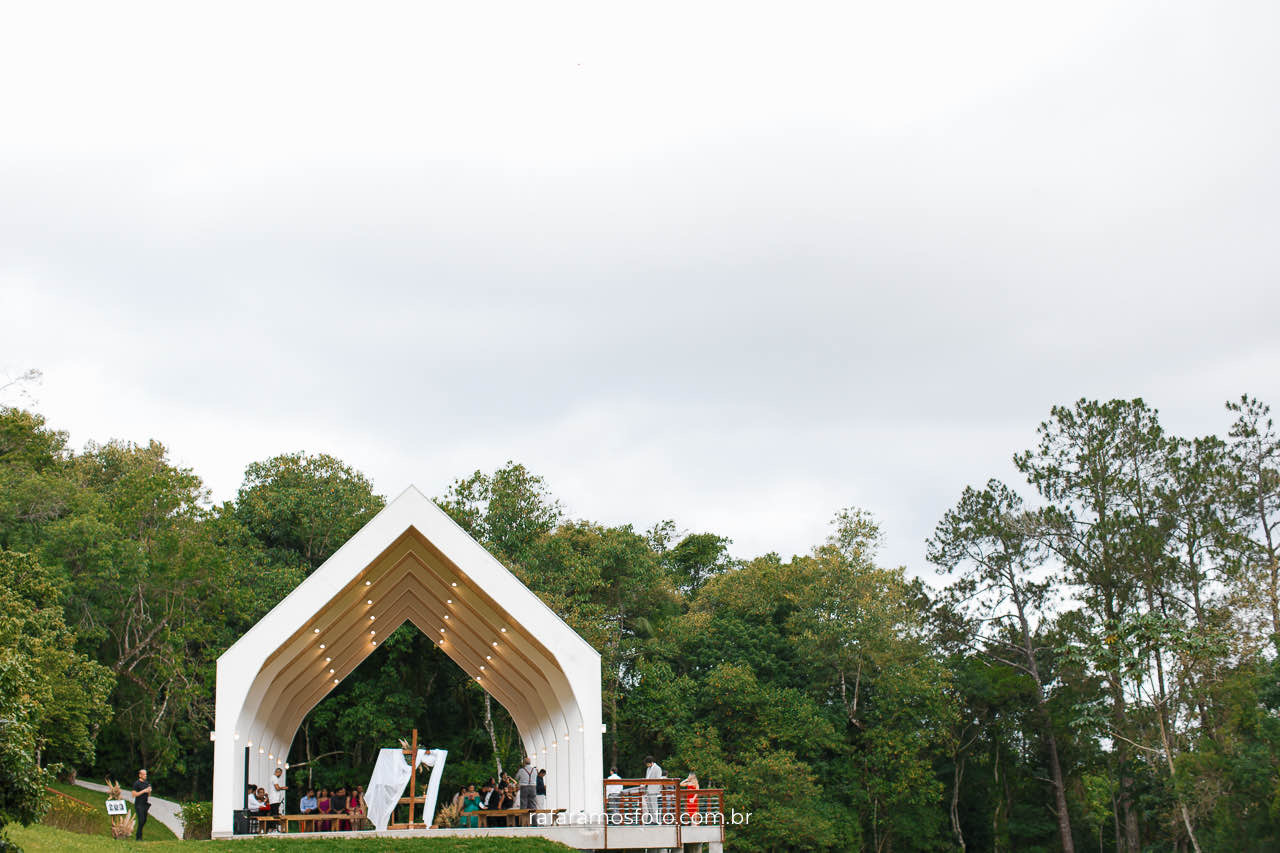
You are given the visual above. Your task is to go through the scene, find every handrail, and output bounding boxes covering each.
[601,778,726,847]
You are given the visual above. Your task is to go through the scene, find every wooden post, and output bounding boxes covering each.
[404,729,419,828]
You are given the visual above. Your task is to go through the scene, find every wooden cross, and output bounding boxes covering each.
[389,728,427,829]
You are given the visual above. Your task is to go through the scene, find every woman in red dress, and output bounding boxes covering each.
[680,773,699,823]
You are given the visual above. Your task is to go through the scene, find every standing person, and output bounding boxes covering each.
[605,767,623,822]
[680,772,700,823]
[643,756,664,823]
[132,770,152,840]
[536,769,547,814]
[269,766,286,821]
[516,758,538,812]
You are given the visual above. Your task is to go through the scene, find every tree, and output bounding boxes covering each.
[436,462,561,567]
[0,550,114,847]
[522,520,678,765]
[928,480,1076,853]
[0,407,75,553]
[236,452,384,572]
[1225,395,1280,637]
[650,527,734,596]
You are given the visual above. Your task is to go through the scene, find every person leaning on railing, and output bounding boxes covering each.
[680,773,699,822]
[605,767,623,820]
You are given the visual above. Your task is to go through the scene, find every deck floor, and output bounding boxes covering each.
[215,822,725,850]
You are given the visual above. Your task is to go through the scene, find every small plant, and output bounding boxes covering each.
[104,778,135,840]
[179,801,213,840]
[433,800,461,828]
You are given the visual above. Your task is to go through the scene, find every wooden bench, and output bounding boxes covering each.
[472,807,566,827]
[277,813,369,833]
[250,814,281,833]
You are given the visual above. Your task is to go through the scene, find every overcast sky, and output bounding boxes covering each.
[2,1,1278,578]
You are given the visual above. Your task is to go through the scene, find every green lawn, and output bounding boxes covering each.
[40,780,179,842]
[7,824,577,853]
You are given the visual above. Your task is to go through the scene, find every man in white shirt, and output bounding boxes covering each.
[643,755,664,823]
[269,767,286,818]
[605,766,623,822]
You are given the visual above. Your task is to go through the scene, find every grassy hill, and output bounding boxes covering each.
[38,780,179,842]
[7,823,578,853]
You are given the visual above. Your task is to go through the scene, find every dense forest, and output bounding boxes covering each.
[2,394,1279,852]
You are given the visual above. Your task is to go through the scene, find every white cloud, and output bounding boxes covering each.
[3,0,1278,576]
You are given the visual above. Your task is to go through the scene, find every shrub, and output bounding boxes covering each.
[179,801,212,840]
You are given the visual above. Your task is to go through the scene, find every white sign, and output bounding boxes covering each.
[106,800,128,815]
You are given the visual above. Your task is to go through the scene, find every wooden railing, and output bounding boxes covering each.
[602,778,725,847]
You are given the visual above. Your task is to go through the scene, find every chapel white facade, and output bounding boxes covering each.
[210,486,604,837]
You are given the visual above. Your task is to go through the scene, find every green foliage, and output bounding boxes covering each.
[236,452,384,572]
[178,801,212,840]
[436,462,561,567]
[6,395,1280,852]
[0,550,113,844]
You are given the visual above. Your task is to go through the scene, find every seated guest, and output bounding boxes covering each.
[333,787,349,831]
[460,785,481,828]
[347,786,367,830]
[256,788,272,814]
[246,786,265,812]
[299,789,318,832]
[317,788,331,832]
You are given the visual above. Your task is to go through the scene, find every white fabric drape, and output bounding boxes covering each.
[364,747,447,831]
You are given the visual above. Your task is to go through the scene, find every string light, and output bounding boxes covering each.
[365,580,371,586]
[366,599,373,605]
[333,679,339,684]
[319,644,326,650]
[313,628,320,634]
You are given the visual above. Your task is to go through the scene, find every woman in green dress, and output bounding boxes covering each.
[460,785,481,828]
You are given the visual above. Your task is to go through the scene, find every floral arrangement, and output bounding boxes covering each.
[105,779,135,840]
[433,801,461,828]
